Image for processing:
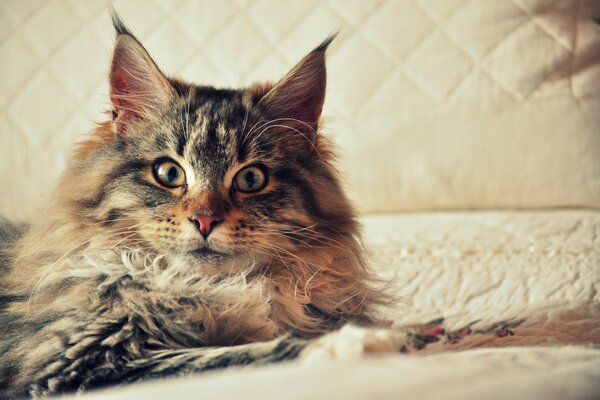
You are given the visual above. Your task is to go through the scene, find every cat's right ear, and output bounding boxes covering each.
[109,11,174,133]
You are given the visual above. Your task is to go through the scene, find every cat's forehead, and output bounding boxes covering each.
[174,87,249,181]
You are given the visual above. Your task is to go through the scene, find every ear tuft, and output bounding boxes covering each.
[257,34,337,139]
[109,8,133,37]
[108,12,174,133]
[313,32,338,53]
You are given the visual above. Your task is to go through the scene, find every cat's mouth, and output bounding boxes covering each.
[191,246,226,258]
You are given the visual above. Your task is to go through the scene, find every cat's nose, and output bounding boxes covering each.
[189,214,223,238]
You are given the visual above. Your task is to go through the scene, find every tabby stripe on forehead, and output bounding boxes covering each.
[153,129,187,157]
[176,106,199,156]
[204,118,218,147]
[175,131,186,156]
[182,107,207,160]
[235,133,250,163]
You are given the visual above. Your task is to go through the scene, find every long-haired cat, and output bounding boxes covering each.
[0,12,401,398]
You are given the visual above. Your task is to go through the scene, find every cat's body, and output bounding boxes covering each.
[0,14,391,398]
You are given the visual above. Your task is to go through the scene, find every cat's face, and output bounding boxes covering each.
[64,21,355,273]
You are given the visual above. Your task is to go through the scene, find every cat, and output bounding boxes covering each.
[0,11,403,398]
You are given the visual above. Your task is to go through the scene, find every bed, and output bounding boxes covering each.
[1,1,599,399]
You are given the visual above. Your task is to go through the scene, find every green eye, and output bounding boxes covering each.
[234,165,268,193]
[153,159,186,188]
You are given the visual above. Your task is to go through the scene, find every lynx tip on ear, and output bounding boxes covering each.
[109,8,133,37]
[313,32,339,53]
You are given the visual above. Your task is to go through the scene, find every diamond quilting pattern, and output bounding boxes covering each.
[328,33,395,116]
[8,68,78,147]
[361,1,434,59]
[1,0,599,219]
[0,32,39,110]
[487,22,573,99]
[441,1,528,61]
[404,30,473,101]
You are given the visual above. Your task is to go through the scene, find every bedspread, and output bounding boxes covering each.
[365,210,600,329]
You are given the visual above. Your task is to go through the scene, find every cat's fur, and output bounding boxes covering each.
[0,13,392,398]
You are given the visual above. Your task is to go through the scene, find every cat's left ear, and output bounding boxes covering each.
[109,11,174,133]
[257,35,336,140]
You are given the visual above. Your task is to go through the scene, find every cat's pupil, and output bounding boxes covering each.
[244,171,256,188]
[167,166,178,182]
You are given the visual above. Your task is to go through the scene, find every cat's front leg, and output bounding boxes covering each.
[28,335,309,397]
[129,326,408,380]
[28,326,407,396]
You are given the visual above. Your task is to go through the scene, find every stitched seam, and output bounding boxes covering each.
[511,0,576,53]
[326,0,433,108]
[411,0,526,102]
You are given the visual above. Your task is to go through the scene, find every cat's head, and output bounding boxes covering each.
[59,13,358,275]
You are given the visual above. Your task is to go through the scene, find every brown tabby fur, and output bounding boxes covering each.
[0,12,388,398]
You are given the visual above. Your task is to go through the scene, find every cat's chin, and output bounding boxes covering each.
[190,247,227,259]
[167,248,259,275]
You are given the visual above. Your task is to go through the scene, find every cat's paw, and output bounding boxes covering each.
[299,325,407,363]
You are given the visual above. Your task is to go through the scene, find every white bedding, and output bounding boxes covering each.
[74,210,600,400]
[364,210,600,329]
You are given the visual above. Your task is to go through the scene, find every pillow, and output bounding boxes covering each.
[1,1,599,218]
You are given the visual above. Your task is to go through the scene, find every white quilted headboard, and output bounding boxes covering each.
[2,0,600,220]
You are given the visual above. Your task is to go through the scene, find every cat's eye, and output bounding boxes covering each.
[234,165,268,193]
[153,159,186,188]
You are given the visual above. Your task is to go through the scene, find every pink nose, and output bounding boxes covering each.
[189,214,223,238]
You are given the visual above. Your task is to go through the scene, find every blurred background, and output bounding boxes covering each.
[1,0,600,220]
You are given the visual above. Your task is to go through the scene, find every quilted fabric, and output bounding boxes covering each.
[2,0,600,218]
